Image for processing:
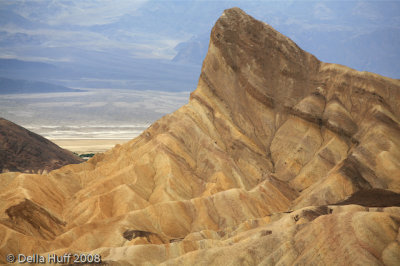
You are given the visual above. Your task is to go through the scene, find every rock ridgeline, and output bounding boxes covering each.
[0,117,83,174]
[0,8,399,265]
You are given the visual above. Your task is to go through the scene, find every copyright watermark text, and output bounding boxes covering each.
[6,253,102,264]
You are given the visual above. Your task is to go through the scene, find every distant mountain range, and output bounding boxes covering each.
[0,0,398,95]
[0,57,201,92]
[0,77,81,94]
[172,33,209,65]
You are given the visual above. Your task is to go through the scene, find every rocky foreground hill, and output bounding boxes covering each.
[0,117,83,174]
[1,8,400,265]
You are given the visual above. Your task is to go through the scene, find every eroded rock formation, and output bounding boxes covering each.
[0,117,83,174]
[0,8,399,265]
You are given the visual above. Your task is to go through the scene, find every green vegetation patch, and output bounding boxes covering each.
[79,153,95,158]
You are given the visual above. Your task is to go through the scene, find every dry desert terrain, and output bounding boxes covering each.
[51,139,129,154]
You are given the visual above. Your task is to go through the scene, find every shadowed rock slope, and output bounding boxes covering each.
[1,8,400,265]
[0,117,83,173]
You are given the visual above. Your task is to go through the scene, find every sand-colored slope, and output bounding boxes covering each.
[0,8,400,265]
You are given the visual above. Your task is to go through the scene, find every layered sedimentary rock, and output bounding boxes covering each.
[0,117,83,173]
[0,8,399,265]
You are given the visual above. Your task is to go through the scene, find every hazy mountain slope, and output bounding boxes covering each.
[172,33,209,65]
[0,8,399,265]
[0,77,80,94]
[0,57,200,91]
[0,117,83,173]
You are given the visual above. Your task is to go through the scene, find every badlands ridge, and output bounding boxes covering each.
[0,117,83,174]
[1,8,400,265]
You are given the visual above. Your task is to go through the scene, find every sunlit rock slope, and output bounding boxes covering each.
[1,8,399,265]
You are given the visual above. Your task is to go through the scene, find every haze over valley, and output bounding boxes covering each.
[1,0,399,148]
[0,88,190,152]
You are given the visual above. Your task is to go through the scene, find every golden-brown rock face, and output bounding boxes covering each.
[1,8,400,265]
